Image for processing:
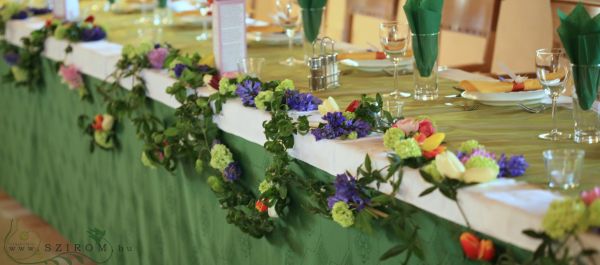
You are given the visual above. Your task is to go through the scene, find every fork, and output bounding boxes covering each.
[518,103,548,113]
[445,101,480,111]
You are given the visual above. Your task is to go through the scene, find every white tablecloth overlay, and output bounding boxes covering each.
[6,17,600,255]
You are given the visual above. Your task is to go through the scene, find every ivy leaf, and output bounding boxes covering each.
[164,127,179,137]
[380,243,408,261]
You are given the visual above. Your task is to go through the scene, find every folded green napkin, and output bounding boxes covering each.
[557,3,600,110]
[299,0,327,43]
[403,0,444,77]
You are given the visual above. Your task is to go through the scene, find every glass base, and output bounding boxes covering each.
[279,57,303,66]
[196,32,211,41]
[538,131,572,141]
[574,130,600,144]
[414,92,438,101]
[388,91,411,98]
[548,181,579,190]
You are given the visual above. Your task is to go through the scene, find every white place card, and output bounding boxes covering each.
[212,0,247,74]
[53,0,79,21]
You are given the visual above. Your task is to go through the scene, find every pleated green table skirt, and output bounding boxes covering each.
[0,59,529,264]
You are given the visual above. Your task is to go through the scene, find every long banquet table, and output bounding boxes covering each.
[1,7,599,265]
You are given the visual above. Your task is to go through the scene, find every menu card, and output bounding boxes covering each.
[53,0,79,21]
[212,0,247,73]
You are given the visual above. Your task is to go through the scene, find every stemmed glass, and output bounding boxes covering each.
[379,22,411,100]
[274,0,302,66]
[195,0,212,41]
[536,48,572,141]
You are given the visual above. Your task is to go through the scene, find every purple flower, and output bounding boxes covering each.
[11,11,28,20]
[173,63,187,78]
[236,80,261,107]
[223,162,241,182]
[327,173,369,210]
[195,64,211,73]
[460,148,495,164]
[81,27,106,42]
[28,7,51,15]
[311,112,371,141]
[4,51,19,66]
[284,90,322,111]
[154,43,161,49]
[498,154,528,178]
[147,47,169,69]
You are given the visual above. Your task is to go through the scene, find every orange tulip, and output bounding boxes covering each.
[478,239,495,261]
[459,232,480,260]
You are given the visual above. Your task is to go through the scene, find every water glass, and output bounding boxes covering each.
[571,64,600,144]
[411,32,439,101]
[237,58,266,78]
[543,149,585,190]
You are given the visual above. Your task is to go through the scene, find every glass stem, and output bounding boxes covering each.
[287,29,294,58]
[551,95,559,135]
[393,60,399,98]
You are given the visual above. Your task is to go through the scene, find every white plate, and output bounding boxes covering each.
[340,58,413,72]
[461,90,547,106]
[246,32,302,45]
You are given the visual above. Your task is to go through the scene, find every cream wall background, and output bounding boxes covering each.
[251,0,556,74]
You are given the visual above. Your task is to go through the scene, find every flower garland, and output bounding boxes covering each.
[0,3,51,35]
[77,114,118,151]
[3,26,598,262]
[58,64,89,101]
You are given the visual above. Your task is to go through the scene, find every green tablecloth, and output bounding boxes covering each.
[98,11,600,189]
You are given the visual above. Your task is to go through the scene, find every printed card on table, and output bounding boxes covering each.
[212,0,247,74]
[53,0,79,21]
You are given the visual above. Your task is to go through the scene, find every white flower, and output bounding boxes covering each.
[463,167,497,183]
[101,114,114,131]
[318,97,340,115]
[203,74,213,88]
[268,206,279,218]
[434,151,465,180]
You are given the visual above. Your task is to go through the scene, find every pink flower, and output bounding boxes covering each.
[147,47,169,69]
[392,118,419,135]
[418,119,435,137]
[59,64,83,90]
[581,187,600,205]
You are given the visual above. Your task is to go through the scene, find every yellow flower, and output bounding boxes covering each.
[318,97,340,115]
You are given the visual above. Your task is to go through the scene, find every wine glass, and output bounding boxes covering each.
[274,0,302,66]
[195,0,212,41]
[536,48,571,141]
[379,22,411,101]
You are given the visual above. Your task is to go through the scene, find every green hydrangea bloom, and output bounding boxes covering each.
[11,66,28,82]
[258,179,273,194]
[465,156,499,175]
[342,111,356,120]
[219,78,237,95]
[331,201,354,228]
[275,79,296,91]
[542,198,588,239]
[53,24,69,40]
[383,128,405,150]
[1,3,22,21]
[459,140,484,154]
[135,42,153,57]
[207,176,225,193]
[141,152,157,169]
[255,91,274,110]
[588,200,600,227]
[393,138,422,159]
[94,131,114,149]
[346,132,358,140]
[122,44,136,59]
[422,162,444,183]
[209,144,233,171]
